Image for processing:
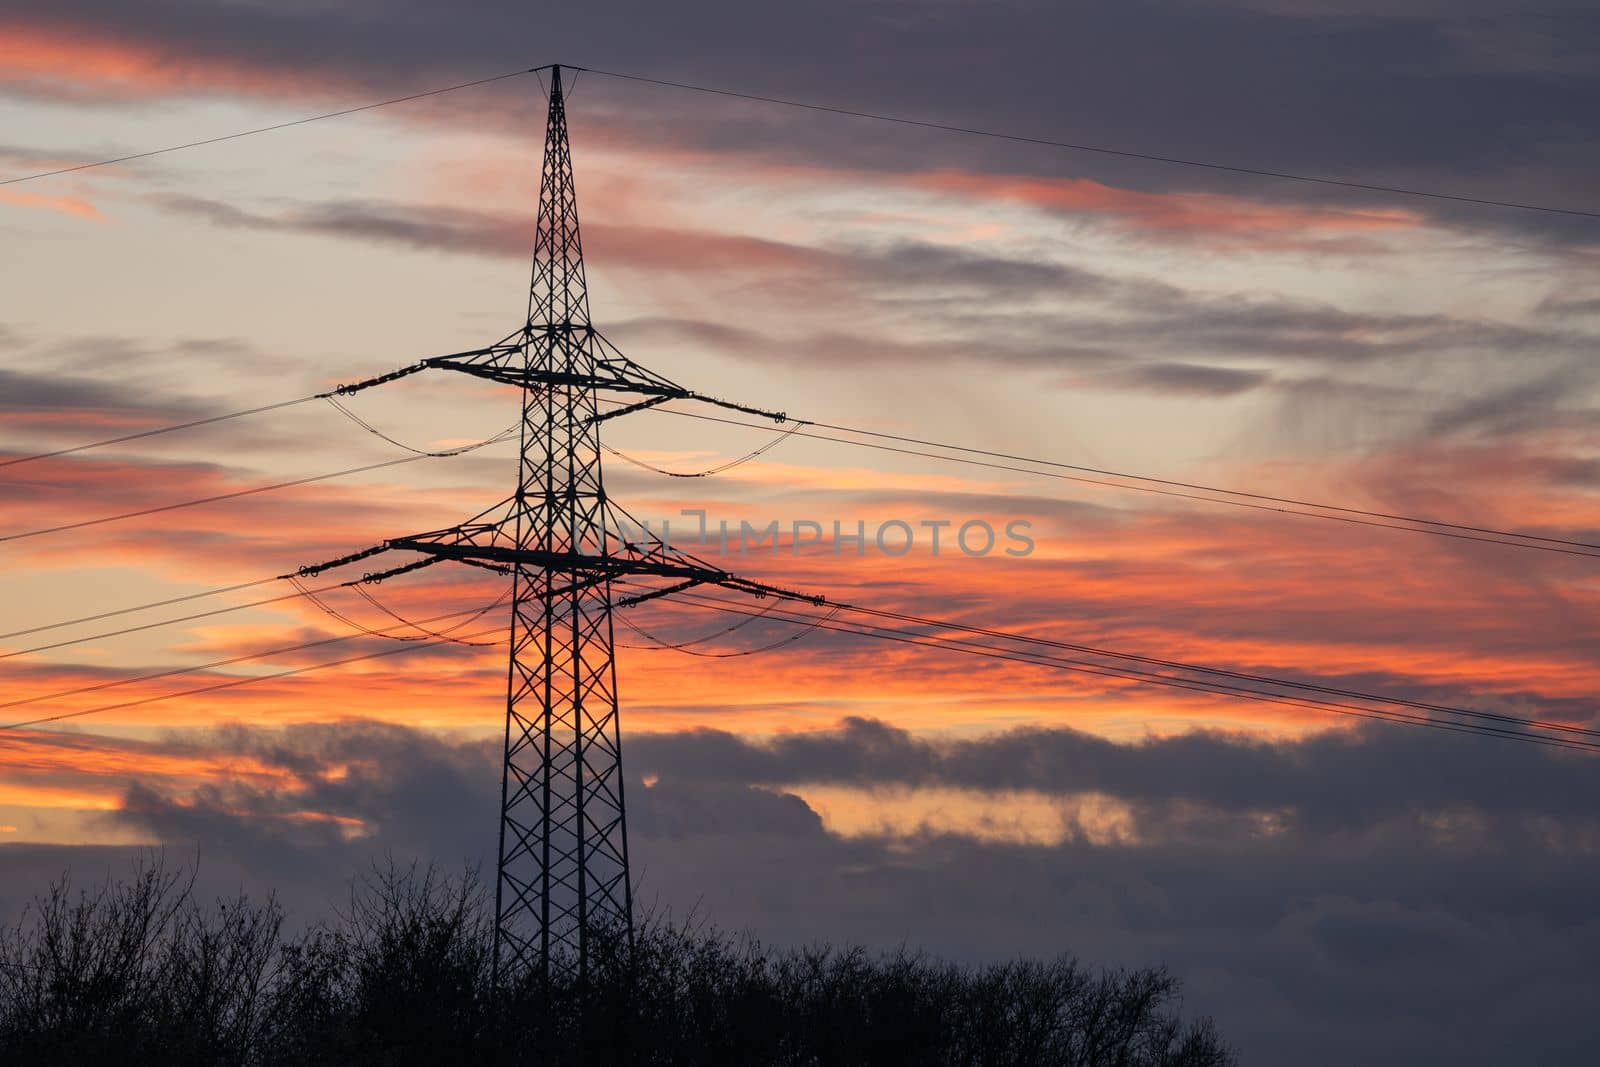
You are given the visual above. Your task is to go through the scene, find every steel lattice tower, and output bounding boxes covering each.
[298,65,815,984]
[490,62,630,975]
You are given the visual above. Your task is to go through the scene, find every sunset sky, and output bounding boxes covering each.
[3,2,1600,1062]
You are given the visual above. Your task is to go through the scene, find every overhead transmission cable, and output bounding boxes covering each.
[0,68,537,187]
[0,598,512,715]
[0,576,285,642]
[600,422,802,478]
[631,587,1600,752]
[0,625,505,732]
[582,68,1600,221]
[4,365,1592,557]
[4,62,1595,221]
[615,601,838,657]
[324,397,521,458]
[6,559,1591,749]
[344,581,509,646]
[0,582,357,661]
[0,421,518,544]
[822,598,1600,741]
[0,397,321,470]
[0,561,492,660]
[0,456,426,544]
[617,402,1600,559]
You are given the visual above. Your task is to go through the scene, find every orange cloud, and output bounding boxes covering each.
[0,19,319,100]
[0,187,104,220]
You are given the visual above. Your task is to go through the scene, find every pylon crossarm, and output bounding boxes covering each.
[426,360,699,402]
[287,544,454,583]
[587,395,672,425]
[321,328,525,400]
[709,573,825,606]
[286,542,392,579]
[451,556,516,578]
[680,390,790,423]
[359,555,446,584]
[319,362,431,399]
[614,571,823,614]
[384,538,738,588]
[615,578,699,609]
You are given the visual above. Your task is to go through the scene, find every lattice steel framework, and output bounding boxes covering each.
[492,63,630,980]
[295,66,815,985]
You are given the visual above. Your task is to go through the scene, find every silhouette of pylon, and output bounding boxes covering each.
[335,64,819,985]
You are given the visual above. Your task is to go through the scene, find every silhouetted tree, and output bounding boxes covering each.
[0,857,1234,1066]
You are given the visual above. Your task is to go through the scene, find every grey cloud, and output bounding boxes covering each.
[1424,370,1594,438]
[627,717,1600,833]
[1536,295,1600,318]
[153,193,1109,306]
[7,716,1599,1064]
[1096,362,1271,396]
[1075,295,1574,365]
[0,366,138,412]
[149,190,1600,398]
[607,316,768,352]
[855,241,1117,299]
[153,193,531,259]
[13,1,1600,247]
[0,364,220,441]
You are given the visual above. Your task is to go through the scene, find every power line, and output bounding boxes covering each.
[7,572,1591,751]
[4,61,1591,222]
[625,403,1600,559]
[2,575,377,660]
[0,597,510,714]
[348,583,511,645]
[583,68,1600,222]
[21,546,1590,744]
[0,361,438,471]
[0,69,537,187]
[661,593,1590,751]
[0,625,504,732]
[0,429,517,544]
[823,598,1600,742]
[0,456,424,543]
[0,575,283,642]
[2,379,1589,558]
[325,397,521,458]
[600,422,802,478]
[615,596,781,651]
[0,397,321,470]
[643,588,1600,752]
[799,417,1600,553]
[616,601,837,657]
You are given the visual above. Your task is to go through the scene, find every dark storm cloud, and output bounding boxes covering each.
[5,716,1600,1064]
[9,1,1600,245]
[628,717,1600,832]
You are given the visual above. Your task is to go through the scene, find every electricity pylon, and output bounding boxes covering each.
[297,64,816,985]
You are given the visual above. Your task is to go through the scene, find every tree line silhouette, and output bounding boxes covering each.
[0,858,1234,1065]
